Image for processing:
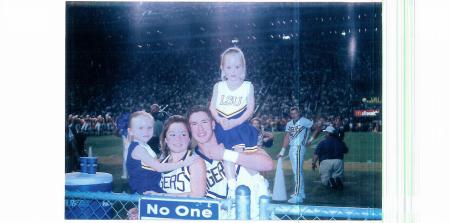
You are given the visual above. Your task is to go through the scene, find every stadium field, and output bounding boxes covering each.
[85,132,381,208]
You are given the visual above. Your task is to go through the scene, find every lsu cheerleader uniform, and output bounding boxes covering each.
[159,150,193,194]
[126,141,165,194]
[213,80,268,219]
[194,146,228,199]
[213,81,258,150]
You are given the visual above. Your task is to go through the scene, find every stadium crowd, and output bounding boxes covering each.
[67,42,381,135]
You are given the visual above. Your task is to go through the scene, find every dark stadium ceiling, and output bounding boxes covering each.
[67,2,381,51]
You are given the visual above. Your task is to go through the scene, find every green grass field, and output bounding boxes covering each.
[83,132,381,208]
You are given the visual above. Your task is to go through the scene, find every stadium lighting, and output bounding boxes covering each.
[341,31,346,36]
[232,39,239,44]
[282,35,290,40]
[349,36,356,55]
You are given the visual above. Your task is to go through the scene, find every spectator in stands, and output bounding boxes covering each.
[333,116,345,141]
[66,120,79,172]
[67,45,380,133]
[147,104,169,155]
[251,117,274,149]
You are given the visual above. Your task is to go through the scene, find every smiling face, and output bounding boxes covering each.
[164,122,190,154]
[160,115,191,157]
[128,115,154,143]
[221,53,245,82]
[189,111,215,144]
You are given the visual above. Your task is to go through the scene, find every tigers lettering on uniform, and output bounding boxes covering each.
[195,146,228,199]
[159,151,192,194]
[160,172,187,192]
[206,162,225,188]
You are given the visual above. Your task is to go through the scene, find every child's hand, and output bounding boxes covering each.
[222,118,239,130]
[183,154,200,166]
[218,117,228,126]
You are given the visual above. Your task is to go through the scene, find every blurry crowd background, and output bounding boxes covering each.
[66,2,382,136]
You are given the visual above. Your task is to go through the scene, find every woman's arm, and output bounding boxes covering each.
[131,146,195,172]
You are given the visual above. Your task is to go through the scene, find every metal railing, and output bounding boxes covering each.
[65,186,382,220]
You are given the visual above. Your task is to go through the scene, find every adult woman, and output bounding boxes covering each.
[145,115,206,198]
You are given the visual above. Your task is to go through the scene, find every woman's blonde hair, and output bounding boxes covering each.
[220,47,246,81]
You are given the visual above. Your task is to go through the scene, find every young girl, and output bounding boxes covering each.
[209,47,260,198]
[126,111,197,194]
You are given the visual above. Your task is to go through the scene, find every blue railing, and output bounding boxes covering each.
[65,185,382,220]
